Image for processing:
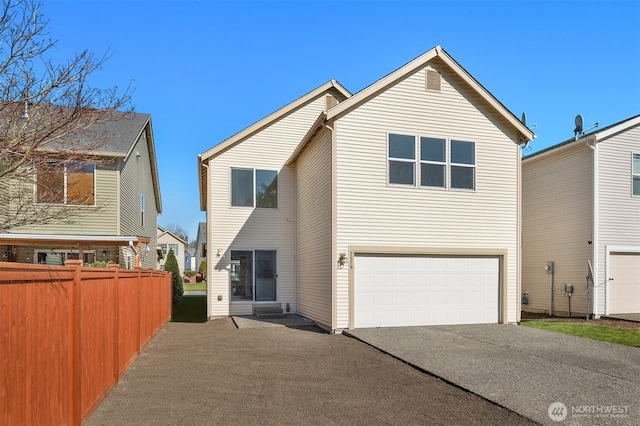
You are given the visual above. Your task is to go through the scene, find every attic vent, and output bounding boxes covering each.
[426,69,441,92]
[325,94,338,110]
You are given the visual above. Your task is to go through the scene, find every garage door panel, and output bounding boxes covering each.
[354,255,499,328]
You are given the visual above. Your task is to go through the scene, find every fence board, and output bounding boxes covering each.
[0,262,171,425]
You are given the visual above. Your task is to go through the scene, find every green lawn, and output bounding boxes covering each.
[182,282,206,292]
[520,320,640,347]
[171,295,207,323]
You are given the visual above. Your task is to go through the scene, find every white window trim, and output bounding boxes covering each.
[449,139,476,191]
[229,167,279,209]
[140,194,145,227]
[387,133,416,187]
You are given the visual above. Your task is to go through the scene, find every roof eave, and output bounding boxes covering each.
[286,112,328,166]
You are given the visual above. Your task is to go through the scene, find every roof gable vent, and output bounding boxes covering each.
[426,69,441,92]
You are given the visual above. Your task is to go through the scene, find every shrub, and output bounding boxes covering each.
[184,269,197,277]
[165,249,183,305]
[198,260,207,279]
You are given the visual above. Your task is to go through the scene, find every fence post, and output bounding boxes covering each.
[109,264,120,385]
[66,259,83,426]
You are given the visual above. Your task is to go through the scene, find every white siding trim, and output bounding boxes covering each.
[604,245,640,315]
[592,143,599,316]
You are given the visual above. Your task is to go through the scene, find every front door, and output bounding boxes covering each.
[230,249,277,302]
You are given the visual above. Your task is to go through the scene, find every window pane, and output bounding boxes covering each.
[389,160,415,185]
[231,168,253,207]
[67,162,95,205]
[255,250,277,301]
[633,153,640,174]
[389,134,415,159]
[230,250,253,301]
[256,169,278,208]
[451,140,475,165]
[634,176,640,196]
[420,137,445,162]
[36,163,64,204]
[451,166,474,189]
[421,163,445,187]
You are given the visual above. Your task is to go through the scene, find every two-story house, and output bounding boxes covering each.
[0,112,162,269]
[198,46,534,332]
[157,225,186,275]
[522,115,640,318]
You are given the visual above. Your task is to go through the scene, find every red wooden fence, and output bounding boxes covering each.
[0,261,172,425]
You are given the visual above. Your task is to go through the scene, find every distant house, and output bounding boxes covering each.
[157,225,187,275]
[194,222,206,272]
[522,115,640,318]
[185,248,195,272]
[0,112,162,269]
[198,46,534,331]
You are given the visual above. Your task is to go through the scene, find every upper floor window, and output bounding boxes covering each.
[36,161,95,205]
[169,243,179,256]
[388,134,476,190]
[450,140,475,190]
[230,168,278,208]
[388,134,416,185]
[633,153,640,196]
[140,194,145,227]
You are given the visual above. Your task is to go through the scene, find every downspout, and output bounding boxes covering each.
[323,118,338,332]
[590,135,599,319]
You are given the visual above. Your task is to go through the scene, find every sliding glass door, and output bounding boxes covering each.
[230,250,277,302]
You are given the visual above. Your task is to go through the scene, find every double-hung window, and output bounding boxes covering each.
[633,153,640,196]
[388,134,416,185]
[420,137,446,188]
[231,168,278,208]
[450,140,475,190]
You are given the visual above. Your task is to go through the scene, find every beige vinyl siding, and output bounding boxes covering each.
[334,64,521,329]
[596,124,640,315]
[522,143,594,316]
[207,96,327,317]
[119,130,159,269]
[295,127,333,328]
[12,161,119,235]
[157,232,186,275]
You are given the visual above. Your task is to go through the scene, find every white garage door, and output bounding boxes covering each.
[608,252,640,314]
[354,255,500,328]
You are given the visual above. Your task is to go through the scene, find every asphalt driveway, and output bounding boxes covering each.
[86,319,532,425]
[346,324,640,426]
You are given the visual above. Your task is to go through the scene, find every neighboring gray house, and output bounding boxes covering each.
[185,248,195,272]
[198,46,534,332]
[522,115,640,318]
[0,112,162,270]
[194,222,206,272]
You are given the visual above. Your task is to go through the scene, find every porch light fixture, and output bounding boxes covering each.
[102,250,107,258]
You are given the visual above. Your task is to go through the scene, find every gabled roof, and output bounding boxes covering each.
[523,114,640,162]
[198,80,351,211]
[287,46,535,165]
[328,45,534,141]
[157,225,187,245]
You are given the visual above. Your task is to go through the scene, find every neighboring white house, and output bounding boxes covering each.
[522,115,640,318]
[198,46,534,332]
[157,225,187,276]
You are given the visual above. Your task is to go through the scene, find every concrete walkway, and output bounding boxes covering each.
[345,324,640,426]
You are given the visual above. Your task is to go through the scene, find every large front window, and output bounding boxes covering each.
[230,250,277,302]
[231,168,278,208]
[388,134,476,190]
[36,161,95,205]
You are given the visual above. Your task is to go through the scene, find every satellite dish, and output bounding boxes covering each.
[574,114,584,136]
[521,112,527,126]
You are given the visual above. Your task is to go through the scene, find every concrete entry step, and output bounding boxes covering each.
[254,307,284,319]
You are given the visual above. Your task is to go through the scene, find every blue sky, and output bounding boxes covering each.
[42,0,640,241]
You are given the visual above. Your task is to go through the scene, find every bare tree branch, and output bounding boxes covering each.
[0,0,133,232]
